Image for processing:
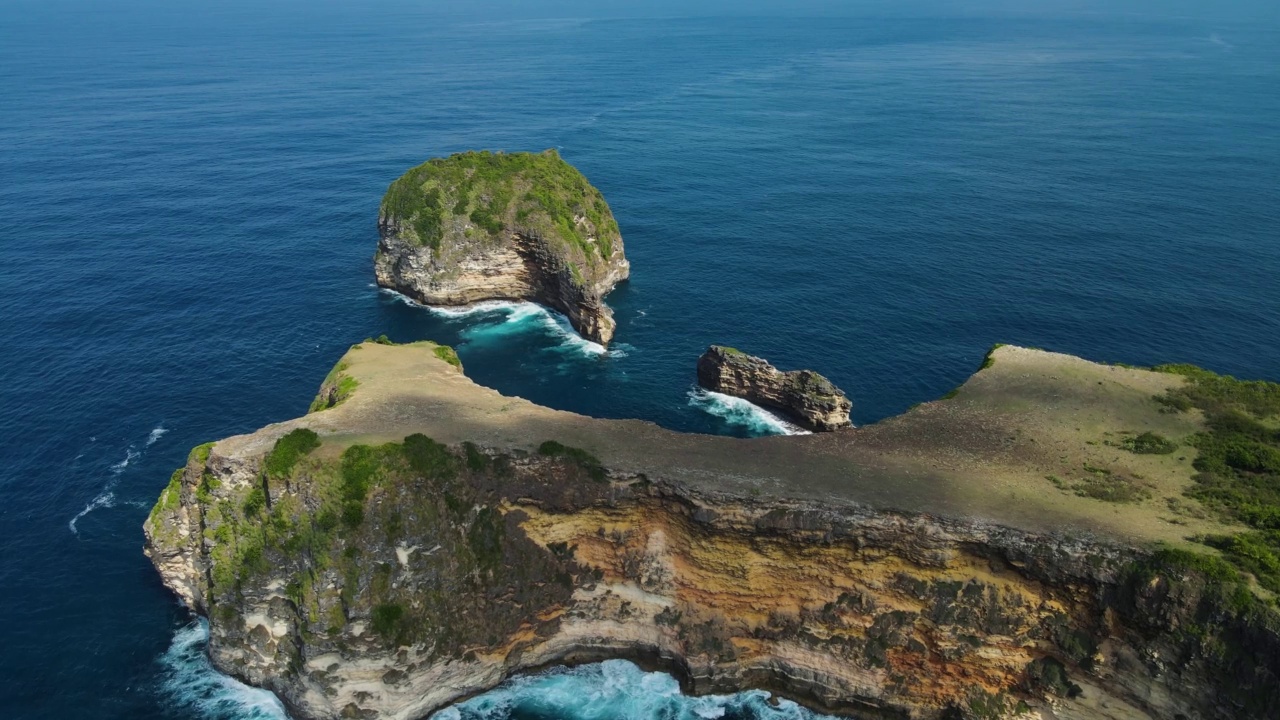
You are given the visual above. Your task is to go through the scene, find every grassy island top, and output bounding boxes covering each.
[380,149,621,260]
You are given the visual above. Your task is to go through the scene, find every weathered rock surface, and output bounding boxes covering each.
[375,150,629,345]
[145,434,1280,720]
[144,342,1280,720]
[697,346,852,431]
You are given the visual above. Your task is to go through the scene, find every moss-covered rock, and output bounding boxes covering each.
[376,150,629,345]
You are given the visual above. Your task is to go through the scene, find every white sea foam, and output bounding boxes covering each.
[159,619,289,720]
[687,389,810,437]
[436,659,830,720]
[69,424,165,535]
[382,286,622,359]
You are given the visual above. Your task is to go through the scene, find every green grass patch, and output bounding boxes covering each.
[1152,364,1280,594]
[189,442,216,466]
[432,344,462,369]
[308,360,357,412]
[979,343,1007,370]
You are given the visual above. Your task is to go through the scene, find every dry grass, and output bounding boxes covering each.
[213,343,1236,548]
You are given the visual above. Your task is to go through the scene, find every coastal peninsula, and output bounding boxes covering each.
[145,341,1280,720]
[375,150,630,345]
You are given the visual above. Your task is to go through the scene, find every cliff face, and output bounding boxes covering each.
[143,342,1280,720]
[145,432,1279,720]
[375,150,629,345]
[697,346,852,431]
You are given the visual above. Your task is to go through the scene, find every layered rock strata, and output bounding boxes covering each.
[146,431,1279,720]
[375,150,629,345]
[144,341,1280,720]
[697,345,852,431]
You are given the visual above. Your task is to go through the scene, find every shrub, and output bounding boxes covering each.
[264,429,321,478]
[402,433,457,480]
[1122,431,1178,455]
[371,603,405,639]
[538,440,607,482]
[337,444,383,528]
[432,344,462,369]
[463,441,489,472]
[243,487,266,517]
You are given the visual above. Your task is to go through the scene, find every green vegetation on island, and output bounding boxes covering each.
[380,149,620,259]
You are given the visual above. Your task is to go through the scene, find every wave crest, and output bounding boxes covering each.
[158,619,288,720]
[687,389,810,437]
[436,659,833,720]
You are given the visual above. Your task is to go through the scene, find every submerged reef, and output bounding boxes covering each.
[146,340,1280,720]
[375,150,629,345]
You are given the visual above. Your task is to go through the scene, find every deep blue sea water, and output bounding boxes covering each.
[2,2,1278,718]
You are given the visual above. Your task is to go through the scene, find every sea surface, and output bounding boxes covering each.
[2,2,1278,718]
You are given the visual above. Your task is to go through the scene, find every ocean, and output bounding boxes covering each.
[1,2,1277,718]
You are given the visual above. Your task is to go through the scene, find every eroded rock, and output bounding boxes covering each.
[375,150,629,345]
[697,345,852,431]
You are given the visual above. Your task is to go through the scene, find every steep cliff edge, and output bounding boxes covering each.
[145,342,1280,720]
[697,345,853,431]
[375,150,630,345]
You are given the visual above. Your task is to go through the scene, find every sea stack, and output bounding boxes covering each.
[696,345,852,431]
[375,149,630,345]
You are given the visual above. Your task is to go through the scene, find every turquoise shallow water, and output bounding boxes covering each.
[1,2,1278,718]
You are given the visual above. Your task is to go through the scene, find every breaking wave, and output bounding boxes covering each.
[380,288,623,358]
[68,424,166,535]
[158,619,289,720]
[435,659,838,720]
[687,389,810,437]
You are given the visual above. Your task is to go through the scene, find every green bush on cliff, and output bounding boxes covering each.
[381,149,620,259]
[371,603,405,640]
[1153,364,1280,594]
[265,428,321,478]
[432,344,462,369]
[537,440,607,482]
[403,433,457,480]
[189,441,216,466]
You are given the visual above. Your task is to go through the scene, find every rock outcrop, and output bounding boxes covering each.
[375,150,629,345]
[144,341,1280,720]
[697,346,852,431]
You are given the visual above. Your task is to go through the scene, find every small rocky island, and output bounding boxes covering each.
[697,345,852,431]
[146,342,1280,720]
[375,150,630,345]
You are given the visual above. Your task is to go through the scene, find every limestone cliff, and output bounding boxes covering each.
[375,150,629,345]
[697,345,852,431]
[145,341,1280,720]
